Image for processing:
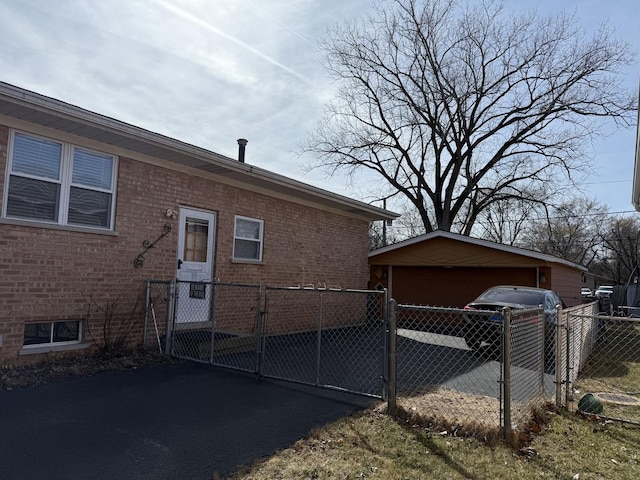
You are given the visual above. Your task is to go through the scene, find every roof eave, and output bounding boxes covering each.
[369,230,587,271]
[0,81,398,222]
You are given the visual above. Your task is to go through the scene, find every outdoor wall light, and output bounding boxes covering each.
[165,208,177,219]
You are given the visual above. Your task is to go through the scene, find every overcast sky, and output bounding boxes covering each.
[0,0,638,220]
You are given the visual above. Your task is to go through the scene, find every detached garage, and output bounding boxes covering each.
[369,231,586,308]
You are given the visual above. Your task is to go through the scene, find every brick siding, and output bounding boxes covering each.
[0,124,370,363]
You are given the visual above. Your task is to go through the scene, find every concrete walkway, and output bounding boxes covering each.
[0,363,371,480]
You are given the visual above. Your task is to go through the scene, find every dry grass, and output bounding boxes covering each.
[395,387,503,445]
[227,337,640,480]
[226,405,640,480]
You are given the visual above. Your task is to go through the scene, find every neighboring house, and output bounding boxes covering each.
[0,82,397,364]
[369,230,587,308]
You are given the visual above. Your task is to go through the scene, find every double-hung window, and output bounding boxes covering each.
[3,131,117,230]
[233,215,264,262]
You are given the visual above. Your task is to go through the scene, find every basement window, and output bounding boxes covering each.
[233,215,264,262]
[23,320,82,348]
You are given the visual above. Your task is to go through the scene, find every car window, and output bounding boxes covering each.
[477,288,544,306]
[545,292,566,309]
[544,293,556,310]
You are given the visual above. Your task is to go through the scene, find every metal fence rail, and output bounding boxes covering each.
[261,287,387,398]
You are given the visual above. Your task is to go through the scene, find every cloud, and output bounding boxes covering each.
[0,0,637,211]
[150,0,312,85]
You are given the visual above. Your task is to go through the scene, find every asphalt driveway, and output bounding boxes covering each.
[0,363,371,480]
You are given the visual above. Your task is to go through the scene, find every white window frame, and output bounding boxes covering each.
[232,215,264,262]
[22,320,83,349]
[2,129,118,230]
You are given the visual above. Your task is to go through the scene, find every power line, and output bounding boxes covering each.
[584,179,631,185]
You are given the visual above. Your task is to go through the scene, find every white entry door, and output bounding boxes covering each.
[175,207,216,324]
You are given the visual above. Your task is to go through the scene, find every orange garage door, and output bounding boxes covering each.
[391,266,538,308]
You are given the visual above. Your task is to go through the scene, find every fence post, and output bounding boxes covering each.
[316,290,323,387]
[258,287,269,378]
[254,285,264,376]
[165,279,176,355]
[144,279,151,345]
[387,299,397,413]
[502,307,512,441]
[555,304,563,407]
[564,305,572,408]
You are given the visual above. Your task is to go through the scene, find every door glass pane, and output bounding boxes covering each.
[6,176,60,221]
[68,187,112,228]
[72,149,113,190]
[184,217,209,262]
[12,133,62,180]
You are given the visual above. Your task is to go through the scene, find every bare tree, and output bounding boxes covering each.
[519,199,609,267]
[394,205,427,239]
[369,221,398,250]
[595,216,640,284]
[305,0,635,234]
[476,196,544,246]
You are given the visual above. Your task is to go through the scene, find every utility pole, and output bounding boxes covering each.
[382,198,387,247]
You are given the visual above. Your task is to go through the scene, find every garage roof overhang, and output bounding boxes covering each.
[369,230,588,272]
[0,81,398,223]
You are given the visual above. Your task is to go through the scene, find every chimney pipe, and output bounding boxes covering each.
[237,138,248,163]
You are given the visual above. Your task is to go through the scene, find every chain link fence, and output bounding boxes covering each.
[390,303,547,439]
[506,307,548,434]
[143,280,174,353]
[261,287,387,398]
[566,305,640,424]
[145,279,640,437]
[554,302,600,407]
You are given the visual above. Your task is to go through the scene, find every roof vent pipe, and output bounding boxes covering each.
[237,138,248,163]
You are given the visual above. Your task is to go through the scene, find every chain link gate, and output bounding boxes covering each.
[168,281,262,372]
[146,281,389,399]
[261,287,389,398]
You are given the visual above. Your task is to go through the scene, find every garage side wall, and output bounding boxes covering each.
[548,264,582,307]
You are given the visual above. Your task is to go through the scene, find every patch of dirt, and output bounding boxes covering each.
[0,348,180,390]
[393,386,549,446]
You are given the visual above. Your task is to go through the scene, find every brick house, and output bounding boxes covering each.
[0,82,396,364]
[369,230,587,308]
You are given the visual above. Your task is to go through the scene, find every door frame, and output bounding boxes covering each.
[174,206,217,325]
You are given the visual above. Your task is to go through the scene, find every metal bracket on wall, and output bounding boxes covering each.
[134,223,172,268]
